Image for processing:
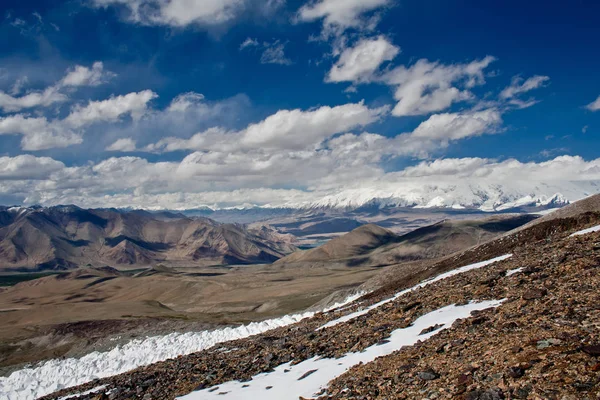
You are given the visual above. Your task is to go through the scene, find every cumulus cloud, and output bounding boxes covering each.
[166,92,206,113]
[298,0,392,36]
[60,62,114,87]
[397,157,490,178]
[0,61,114,112]
[0,87,67,113]
[106,138,137,152]
[144,101,388,153]
[65,90,158,128]
[2,153,599,210]
[327,36,400,83]
[133,106,502,201]
[240,102,389,149]
[0,88,156,151]
[143,127,230,153]
[382,56,496,116]
[92,0,246,28]
[586,95,600,112]
[0,155,65,180]
[0,115,82,151]
[410,109,502,140]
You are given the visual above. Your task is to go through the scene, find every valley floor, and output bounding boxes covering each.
[0,262,382,378]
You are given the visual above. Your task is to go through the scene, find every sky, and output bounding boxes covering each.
[0,0,599,209]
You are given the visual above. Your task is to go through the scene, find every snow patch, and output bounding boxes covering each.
[505,267,524,277]
[570,225,600,237]
[318,254,513,330]
[178,300,505,400]
[58,385,107,400]
[0,296,360,400]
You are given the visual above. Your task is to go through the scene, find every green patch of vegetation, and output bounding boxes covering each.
[0,273,59,287]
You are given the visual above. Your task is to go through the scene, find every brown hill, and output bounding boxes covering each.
[275,224,400,264]
[276,214,536,267]
[0,206,297,271]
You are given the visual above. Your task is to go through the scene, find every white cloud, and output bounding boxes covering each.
[0,87,154,151]
[10,76,29,95]
[134,106,503,200]
[239,37,259,50]
[92,0,246,28]
[0,86,67,113]
[145,101,389,153]
[398,157,490,178]
[143,104,500,160]
[65,90,158,128]
[586,95,600,112]
[240,101,389,149]
[298,0,392,36]
[381,56,496,116]
[101,92,251,154]
[106,138,137,152]
[144,127,230,153]
[582,125,588,134]
[327,36,400,83]
[166,92,206,113]
[60,62,114,87]
[505,98,540,109]
[499,75,550,100]
[0,61,114,112]
[2,153,599,210]
[0,115,82,151]
[260,41,292,65]
[410,109,502,140]
[0,155,65,180]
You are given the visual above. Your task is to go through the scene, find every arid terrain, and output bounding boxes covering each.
[30,197,600,400]
[0,212,533,379]
[30,195,600,400]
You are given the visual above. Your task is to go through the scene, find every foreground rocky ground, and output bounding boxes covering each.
[42,212,600,400]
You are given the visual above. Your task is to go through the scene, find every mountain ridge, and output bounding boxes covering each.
[0,206,297,271]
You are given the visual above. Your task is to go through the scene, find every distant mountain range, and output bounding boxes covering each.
[0,206,297,272]
[179,183,598,212]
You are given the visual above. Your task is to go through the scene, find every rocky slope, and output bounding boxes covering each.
[38,207,600,399]
[0,206,297,271]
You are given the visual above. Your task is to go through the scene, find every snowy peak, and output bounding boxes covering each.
[286,184,588,212]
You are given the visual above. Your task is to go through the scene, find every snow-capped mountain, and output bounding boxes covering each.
[281,181,598,212]
[3,181,598,213]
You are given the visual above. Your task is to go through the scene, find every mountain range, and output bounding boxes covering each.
[0,206,296,271]
[172,183,598,213]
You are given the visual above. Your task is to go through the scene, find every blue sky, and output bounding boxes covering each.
[0,0,599,209]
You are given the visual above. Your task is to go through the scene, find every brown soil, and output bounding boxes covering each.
[41,212,600,400]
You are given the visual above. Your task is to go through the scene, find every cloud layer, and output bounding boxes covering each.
[2,153,598,210]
